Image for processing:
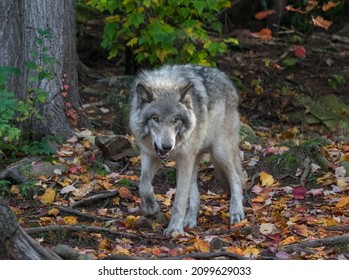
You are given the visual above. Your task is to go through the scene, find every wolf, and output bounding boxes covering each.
[129,64,245,236]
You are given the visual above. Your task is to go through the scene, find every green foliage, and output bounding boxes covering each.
[19,180,38,198]
[269,138,329,171]
[327,74,344,89]
[86,0,235,66]
[0,180,11,197]
[0,29,58,156]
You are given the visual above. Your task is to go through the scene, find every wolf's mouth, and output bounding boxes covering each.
[154,143,170,161]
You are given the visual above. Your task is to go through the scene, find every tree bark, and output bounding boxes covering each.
[0,0,90,139]
[0,199,61,260]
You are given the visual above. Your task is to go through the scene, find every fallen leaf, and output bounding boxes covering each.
[260,223,276,235]
[307,188,324,196]
[280,236,298,246]
[312,16,333,30]
[242,247,260,257]
[194,237,210,253]
[335,197,349,208]
[322,1,340,11]
[259,171,275,187]
[292,186,307,199]
[37,188,56,205]
[124,215,137,227]
[118,186,134,199]
[251,28,272,40]
[48,208,60,216]
[60,184,75,194]
[226,247,243,255]
[63,216,78,225]
[255,10,276,20]
[293,45,306,58]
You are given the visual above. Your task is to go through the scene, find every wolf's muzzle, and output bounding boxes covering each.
[154,142,171,161]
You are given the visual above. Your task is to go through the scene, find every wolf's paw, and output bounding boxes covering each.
[230,211,245,225]
[141,199,160,217]
[163,226,185,237]
[183,215,197,229]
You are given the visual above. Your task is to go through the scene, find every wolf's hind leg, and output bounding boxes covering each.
[212,148,245,224]
[139,153,162,217]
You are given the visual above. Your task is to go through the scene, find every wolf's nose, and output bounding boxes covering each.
[161,144,173,151]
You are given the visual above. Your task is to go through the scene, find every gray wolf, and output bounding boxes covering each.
[129,64,245,236]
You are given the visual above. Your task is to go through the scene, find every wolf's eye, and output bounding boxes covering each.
[173,116,180,123]
[152,116,159,122]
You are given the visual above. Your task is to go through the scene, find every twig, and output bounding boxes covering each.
[71,190,118,208]
[165,251,248,260]
[324,226,349,232]
[57,206,116,222]
[24,224,142,240]
[283,234,349,253]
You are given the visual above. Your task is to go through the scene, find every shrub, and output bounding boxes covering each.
[86,0,236,66]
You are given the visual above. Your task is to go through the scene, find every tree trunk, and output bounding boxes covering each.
[0,199,61,260]
[0,0,90,139]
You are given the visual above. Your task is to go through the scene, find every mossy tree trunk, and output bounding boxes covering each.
[0,0,90,139]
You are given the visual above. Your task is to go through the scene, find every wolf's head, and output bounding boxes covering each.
[131,82,196,161]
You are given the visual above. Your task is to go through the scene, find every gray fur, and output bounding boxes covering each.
[129,64,245,236]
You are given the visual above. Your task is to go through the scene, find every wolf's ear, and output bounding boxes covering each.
[136,83,153,107]
[180,83,194,107]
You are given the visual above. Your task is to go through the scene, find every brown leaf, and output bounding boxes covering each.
[312,16,333,30]
[255,10,276,20]
[118,186,134,199]
[335,197,349,208]
[251,28,272,40]
[194,237,210,253]
[322,1,339,11]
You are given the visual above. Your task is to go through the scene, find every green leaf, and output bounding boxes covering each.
[282,57,296,67]
[127,12,144,28]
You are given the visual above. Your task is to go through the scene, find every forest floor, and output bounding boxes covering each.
[4,18,349,260]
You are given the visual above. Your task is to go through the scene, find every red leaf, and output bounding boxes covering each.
[292,186,307,199]
[69,166,79,174]
[293,45,306,58]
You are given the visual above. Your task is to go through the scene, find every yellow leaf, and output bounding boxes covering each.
[162,198,172,206]
[242,247,260,257]
[37,188,56,205]
[194,237,210,253]
[63,216,78,225]
[335,197,349,208]
[10,185,20,194]
[127,37,139,47]
[321,218,339,227]
[124,215,137,227]
[48,208,59,216]
[226,247,243,255]
[259,171,275,187]
[99,238,111,250]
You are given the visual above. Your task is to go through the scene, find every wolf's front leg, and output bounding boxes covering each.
[139,153,162,217]
[164,157,195,236]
